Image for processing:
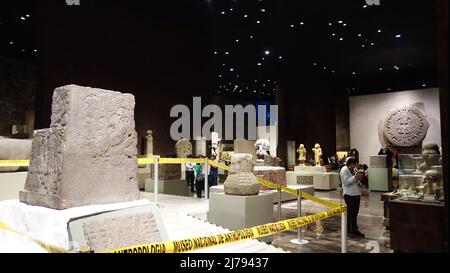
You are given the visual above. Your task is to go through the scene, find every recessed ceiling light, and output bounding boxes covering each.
[20,16,26,20]
[257,63,262,66]
[363,5,368,8]
[328,22,332,26]
[214,51,217,54]
[230,68,234,71]
[300,22,304,25]
[343,23,347,27]
[26,14,30,18]
[264,50,270,55]
[377,29,382,33]
[422,84,427,87]
[256,20,261,24]
[339,37,344,41]
[357,33,362,37]
[395,34,402,38]
[250,35,254,39]
[338,20,343,24]
[313,62,317,66]
[235,39,239,42]
[261,9,266,12]
[278,56,283,59]
[332,33,336,36]
[225,51,229,55]
[244,14,248,18]
[379,67,383,71]
[221,11,225,15]
[290,24,295,28]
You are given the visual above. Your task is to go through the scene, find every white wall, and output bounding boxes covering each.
[349,88,441,165]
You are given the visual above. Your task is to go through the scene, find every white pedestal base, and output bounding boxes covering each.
[0,172,27,201]
[207,192,273,242]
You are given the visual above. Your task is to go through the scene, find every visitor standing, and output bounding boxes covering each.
[340,157,365,238]
[208,155,219,197]
[194,157,205,198]
[185,155,196,193]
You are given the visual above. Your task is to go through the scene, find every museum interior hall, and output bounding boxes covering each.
[0,0,448,256]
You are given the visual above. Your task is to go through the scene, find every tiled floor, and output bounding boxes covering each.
[271,188,392,253]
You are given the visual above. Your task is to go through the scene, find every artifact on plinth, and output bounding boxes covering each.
[224,154,260,196]
[254,139,270,159]
[150,164,181,180]
[297,144,307,166]
[312,143,322,166]
[0,137,32,172]
[175,138,192,158]
[19,85,140,209]
[144,130,153,156]
[378,102,430,153]
[211,132,221,160]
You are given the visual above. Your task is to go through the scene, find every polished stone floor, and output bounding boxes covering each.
[271,188,393,253]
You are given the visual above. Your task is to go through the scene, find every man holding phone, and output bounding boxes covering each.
[340,157,365,238]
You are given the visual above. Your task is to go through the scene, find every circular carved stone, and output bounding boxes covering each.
[383,105,428,147]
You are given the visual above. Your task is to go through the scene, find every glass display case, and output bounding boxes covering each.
[397,154,444,203]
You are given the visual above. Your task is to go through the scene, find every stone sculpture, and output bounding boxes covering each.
[211,132,221,160]
[175,138,192,158]
[20,85,140,209]
[224,154,260,196]
[144,130,153,156]
[297,144,307,166]
[0,137,32,172]
[378,102,430,152]
[83,212,162,252]
[312,143,322,166]
[254,139,270,159]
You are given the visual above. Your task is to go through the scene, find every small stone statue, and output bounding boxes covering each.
[312,143,323,166]
[297,144,307,166]
[224,154,260,196]
[145,130,153,156]
[254,139,270,159]
[211,132,221,160]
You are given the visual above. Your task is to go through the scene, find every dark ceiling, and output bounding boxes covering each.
[0,0,439,100]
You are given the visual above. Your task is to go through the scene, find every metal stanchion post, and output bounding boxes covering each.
[204,158,209,200]
[277,187,282,221]
[153,155,160,205]
[290,189,309,245]
[341,210,348,253]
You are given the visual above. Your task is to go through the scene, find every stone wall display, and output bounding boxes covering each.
[20,85,139,209]
[253,166,287,191]
[224,154,260,196]
[175,138,192,158]
[150,164,181,180]
[0,137,32,172]
[83,212,162,252]
[378,102,430,150]
[296,175,314,185]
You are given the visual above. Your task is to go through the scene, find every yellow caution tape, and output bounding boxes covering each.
[208,160,230,171]
[0,221,69,253]
[0,160,30,167]
[104,205,346,253]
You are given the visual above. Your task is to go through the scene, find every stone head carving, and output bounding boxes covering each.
[229,153,255,173]
[175,138,192,158]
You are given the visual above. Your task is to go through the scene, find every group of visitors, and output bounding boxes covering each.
[185,155,219,198]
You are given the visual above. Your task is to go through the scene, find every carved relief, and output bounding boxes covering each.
[379,102,429,148]
[83,212,162,252]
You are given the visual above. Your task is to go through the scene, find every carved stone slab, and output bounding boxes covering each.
[83,212,162,252]
[20,85,139,209]
[378,102,429,148]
